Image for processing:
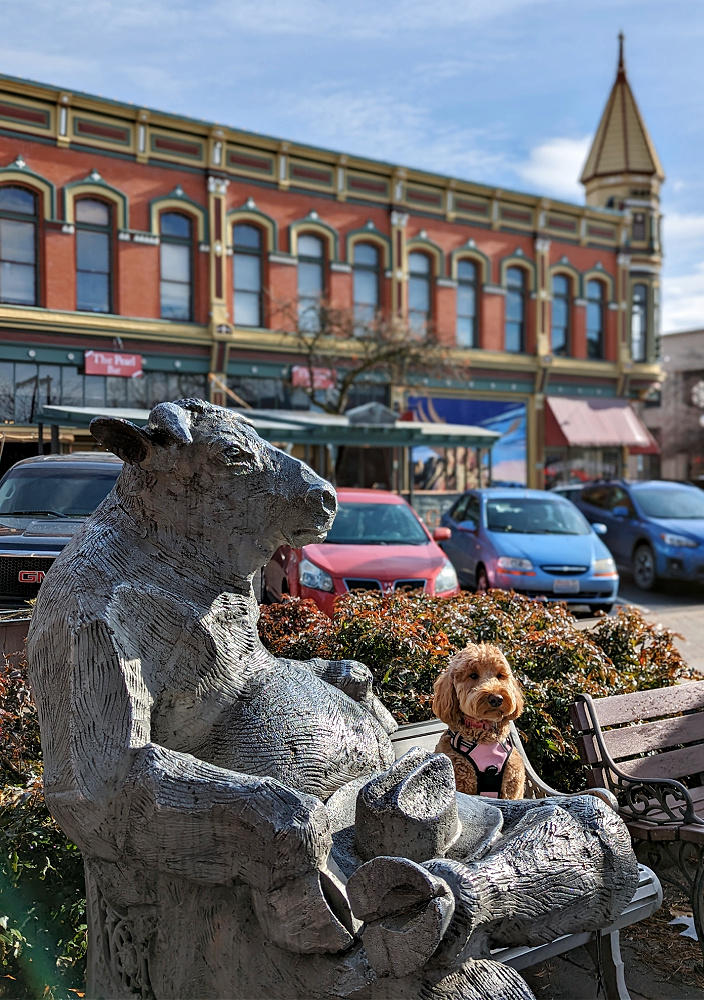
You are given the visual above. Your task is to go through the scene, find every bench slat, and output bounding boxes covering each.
[617,742,704,782]
[601,713,704,760]
[576,682,704,729]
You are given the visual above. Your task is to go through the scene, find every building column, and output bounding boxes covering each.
[617,252,630,364]
[534,237,551,358]
[207,175,232,404]
[390,210,409,321]
[527,393,545,490]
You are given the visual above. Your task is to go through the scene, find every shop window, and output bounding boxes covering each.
[631,283,648,362]
[408,251,431,335]
[586,280,605,360]
[160,212,193,321]
[456,259,478,348]
[0,186,38,306]
[75,198,112,313]
[297,233,325,332]
[505,266,526,353]
[233,223,263,327]
[551,274,571,357]
[353,242,380,332]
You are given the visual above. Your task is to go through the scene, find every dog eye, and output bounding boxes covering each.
[469,672,479,680]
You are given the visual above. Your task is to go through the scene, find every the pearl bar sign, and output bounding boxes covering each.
[84,351,143,378]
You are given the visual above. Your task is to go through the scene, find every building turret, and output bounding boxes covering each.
[581,35,664,365]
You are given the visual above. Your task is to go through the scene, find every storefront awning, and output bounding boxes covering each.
[545,397,659,453]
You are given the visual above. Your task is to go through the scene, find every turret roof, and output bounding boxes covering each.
[581,35,665,184]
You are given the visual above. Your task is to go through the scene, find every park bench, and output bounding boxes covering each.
[569,681,704,961]
[391,718,663,1000]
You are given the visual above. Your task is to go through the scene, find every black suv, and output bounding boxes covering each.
[0,452,122,608]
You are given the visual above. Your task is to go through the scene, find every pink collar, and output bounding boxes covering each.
[464,717,499,733]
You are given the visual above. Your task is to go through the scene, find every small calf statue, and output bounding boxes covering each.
[28,400,639,1000]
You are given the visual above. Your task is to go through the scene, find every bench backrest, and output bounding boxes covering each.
[569,682,704,789]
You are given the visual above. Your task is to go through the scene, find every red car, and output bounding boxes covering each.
[265,488,459,616]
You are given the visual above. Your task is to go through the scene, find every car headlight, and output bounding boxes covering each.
[496,557,534,573]
[298,557,334,592]
[660,532,698,549]
[435,560,458,593]
[593,557,617,576]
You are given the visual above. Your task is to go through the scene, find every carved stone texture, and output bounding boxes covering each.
[27,399,639,1000]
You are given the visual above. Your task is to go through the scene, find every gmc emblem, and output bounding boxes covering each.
[19,570,45,584]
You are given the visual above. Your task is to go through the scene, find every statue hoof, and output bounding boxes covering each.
[355,748,459,862]
[347,856,455,978]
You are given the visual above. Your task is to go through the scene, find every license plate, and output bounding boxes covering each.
[553,578,580,594]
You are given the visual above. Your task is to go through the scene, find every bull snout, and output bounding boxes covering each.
[487,694,503,708]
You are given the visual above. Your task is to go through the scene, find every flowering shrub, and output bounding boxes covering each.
[259,590,696,792]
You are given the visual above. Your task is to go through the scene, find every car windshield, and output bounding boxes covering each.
[486,498,591,535]
[635,487,704,519]
[0,465,121,518]
[325,501,429,545]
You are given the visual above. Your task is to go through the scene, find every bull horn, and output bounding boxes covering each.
[148,402,193,445]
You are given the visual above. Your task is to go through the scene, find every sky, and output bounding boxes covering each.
[2,0,702,332]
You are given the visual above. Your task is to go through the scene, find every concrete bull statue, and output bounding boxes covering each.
[27,399,639,1000]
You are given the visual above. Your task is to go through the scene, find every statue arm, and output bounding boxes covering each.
[279,656,397,734]
[60,619,332,894]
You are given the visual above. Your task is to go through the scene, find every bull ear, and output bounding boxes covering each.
[90,417,153,466]
[148,401,193,445]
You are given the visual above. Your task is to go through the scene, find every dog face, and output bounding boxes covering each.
[433,643,523,729]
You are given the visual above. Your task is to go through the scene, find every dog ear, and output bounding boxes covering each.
[507,673,525,721]
[433,668,462,729]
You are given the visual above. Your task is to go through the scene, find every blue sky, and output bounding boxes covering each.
[3,0,703,331]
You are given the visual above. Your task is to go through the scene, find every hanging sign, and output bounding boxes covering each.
[84,351,143,378]
[291,365,337,390]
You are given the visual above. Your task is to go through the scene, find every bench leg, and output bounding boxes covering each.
[692,849,704,963]
[586,930,630,1000]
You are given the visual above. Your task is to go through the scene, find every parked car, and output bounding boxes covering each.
[264,487,459,616]
[0,452,122,608]
[569,479,704,590]
[439,488,619,614]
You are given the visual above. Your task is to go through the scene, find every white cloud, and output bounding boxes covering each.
[660,211,704,332]
[663,265,704,332]
[513,135,593,201]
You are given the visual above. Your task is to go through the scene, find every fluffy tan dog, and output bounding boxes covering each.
[433,643,525,799]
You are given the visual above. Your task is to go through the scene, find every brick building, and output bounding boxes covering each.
[0,37,663,486]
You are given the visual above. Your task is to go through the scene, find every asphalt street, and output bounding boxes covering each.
[611,576,704,675]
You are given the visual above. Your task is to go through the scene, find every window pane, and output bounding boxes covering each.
[505,321,522,353]
[160,212,191,239]
[106,376,129,407]
[77,230,109,273]
[160,280,191,320]
[587,280,604,302]
[506,288,524,322]
[298,299,321,332]
[353,243,379,266]
[507,267,525,289]
[552,296,568,329]
[160,242,190,283]
[587,302,602,333]
[14,363,38,422]
[0,362,13,421]
[456,315,474,348]
[457,283,475,318]
[0,186,36,214]
[60,366,83,406]
[298,234,323,258]
[0,219,35,263]
[0,261,35,304]
[84,374,106,406]
[354,302,375,328]
[77,271,110,312]
[298,259,322,296]
[408,275,429,312]
[552,274,569,297]
[457,259,477,281]
[37,365,61,408]
[235,290,261,327]
[233,223,261,249]
[75,199,110,226]
[354,269,378,308]
[409,252,430,274]
[234,253,261,293]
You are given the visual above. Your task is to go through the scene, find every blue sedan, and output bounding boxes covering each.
[439,488,619,613]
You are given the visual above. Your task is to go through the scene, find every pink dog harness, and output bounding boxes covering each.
[448,730,513,798]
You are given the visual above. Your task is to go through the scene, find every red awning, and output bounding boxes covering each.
[545,397,659,454]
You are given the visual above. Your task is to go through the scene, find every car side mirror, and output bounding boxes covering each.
[457,520,477,533]
[612,505,630,519]
[592,522,608,536]
[432,526,452,542]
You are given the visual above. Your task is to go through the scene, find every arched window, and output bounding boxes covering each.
[297,233,324,331]
[160,212,193,321]
[551,274,571,357]
[505,266,526,353]
[456,259,478,348]
[408,251,431,335]
[0,186,38,306]
[353,242,380,332]
[233,223,263,327]
[631,283,648,362]
[75,198,112,313]
[586,280,605,359]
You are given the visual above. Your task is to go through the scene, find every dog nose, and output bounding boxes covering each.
[488,694,503,708]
